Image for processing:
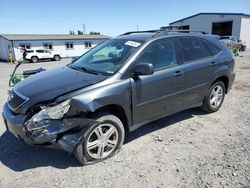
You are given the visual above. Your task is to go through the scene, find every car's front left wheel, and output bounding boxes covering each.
[74,112,125,165]
[31,56,38,63]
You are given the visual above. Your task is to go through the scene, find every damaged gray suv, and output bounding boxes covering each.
[2,30,235,165]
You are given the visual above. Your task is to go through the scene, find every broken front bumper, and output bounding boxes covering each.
[2,103,96,153]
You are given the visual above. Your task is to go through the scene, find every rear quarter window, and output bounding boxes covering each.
[202,39,222,56]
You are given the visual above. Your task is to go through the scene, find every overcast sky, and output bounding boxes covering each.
[1,0,250,36]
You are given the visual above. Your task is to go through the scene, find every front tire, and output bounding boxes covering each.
[74,113,125,165]
[201,81,225,113]
[54,55,60,61]
[31,56,38,63]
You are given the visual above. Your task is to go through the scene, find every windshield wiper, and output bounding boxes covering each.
[68,64,102,75]
[79,67,102,75]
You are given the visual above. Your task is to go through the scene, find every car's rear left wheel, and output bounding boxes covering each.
[74,112,125,165]
[201,81,225,113]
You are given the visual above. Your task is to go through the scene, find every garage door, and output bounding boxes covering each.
[212,21,233,36]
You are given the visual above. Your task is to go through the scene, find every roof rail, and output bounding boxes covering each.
[165,30,209,34]
[120,29,208,37]
[120,30,160,36]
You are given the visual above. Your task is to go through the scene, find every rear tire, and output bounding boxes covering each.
[201,81,225,113]
[31,56,38,63]
[74,112,125,165]
[54,55,60,61]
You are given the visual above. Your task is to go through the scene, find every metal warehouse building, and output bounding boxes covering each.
[169,13,250,47]
[0,34,109,61]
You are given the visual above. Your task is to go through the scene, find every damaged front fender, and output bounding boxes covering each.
[24,117,98,153]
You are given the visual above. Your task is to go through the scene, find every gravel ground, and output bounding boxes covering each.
[0,53,249,188]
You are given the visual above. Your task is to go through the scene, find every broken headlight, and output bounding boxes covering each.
[25,100,71,130]
[35,100,71,121]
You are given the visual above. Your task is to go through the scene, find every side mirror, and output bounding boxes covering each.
[133,63,154,76]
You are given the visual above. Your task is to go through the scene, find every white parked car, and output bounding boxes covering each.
[219,36,241,50]
[25,49,61,63]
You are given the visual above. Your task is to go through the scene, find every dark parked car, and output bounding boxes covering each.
[2,30,235,165]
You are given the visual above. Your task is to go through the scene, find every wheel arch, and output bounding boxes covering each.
[211,76,229,93]
[31,55,39,59]
[89,104,129,134]
[54,54,60,58]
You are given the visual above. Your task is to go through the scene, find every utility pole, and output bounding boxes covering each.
[136,25,139,31]
[83,24,86,34]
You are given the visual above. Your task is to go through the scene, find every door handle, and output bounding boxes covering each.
[211,62,217,66]
[174,71,183,77]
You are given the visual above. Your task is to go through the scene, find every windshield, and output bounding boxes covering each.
[69,39,143,75]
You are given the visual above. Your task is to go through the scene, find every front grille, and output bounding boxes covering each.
[8,90,28,110]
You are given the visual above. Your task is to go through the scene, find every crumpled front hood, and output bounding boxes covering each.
[14,66,107,104]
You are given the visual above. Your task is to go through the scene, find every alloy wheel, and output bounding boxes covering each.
[209,85,224,108]
[86,123,119,159]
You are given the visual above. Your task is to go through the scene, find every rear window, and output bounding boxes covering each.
[202,39,222,56]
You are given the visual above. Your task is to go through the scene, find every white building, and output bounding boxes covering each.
[0,34,109,61]
[169,13,250,47]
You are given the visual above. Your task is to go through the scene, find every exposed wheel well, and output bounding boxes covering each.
[212,76,229,93]
[91,105,129,134]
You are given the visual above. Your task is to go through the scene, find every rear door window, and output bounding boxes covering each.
[199,40,213,58]
[178,37,204,62]
[179,37,213,63]
[36,50,44,53]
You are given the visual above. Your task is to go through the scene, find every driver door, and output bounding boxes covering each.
[43,50,51,58]
[131,38,185,124]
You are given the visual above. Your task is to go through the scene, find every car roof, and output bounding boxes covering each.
[114,32,156,42]
[114,30,216,43]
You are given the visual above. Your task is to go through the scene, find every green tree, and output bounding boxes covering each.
[89,31,100,35]
[69,30,75,35]
[77,30,83,35]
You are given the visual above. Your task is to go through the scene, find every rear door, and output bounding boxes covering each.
[177,36,220,106]
[36,50,45,58]
[131,38,185,124]
[43,50,51,58]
